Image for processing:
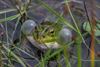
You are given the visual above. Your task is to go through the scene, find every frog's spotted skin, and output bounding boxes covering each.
[33,22,57,43]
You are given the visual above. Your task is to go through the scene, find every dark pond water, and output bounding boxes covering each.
[0,0,100,67]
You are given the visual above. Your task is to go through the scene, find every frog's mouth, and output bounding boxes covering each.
[35,33,60,49]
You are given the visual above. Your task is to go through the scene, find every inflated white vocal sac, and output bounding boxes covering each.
[58,28,72,45]
[21,20,37,35]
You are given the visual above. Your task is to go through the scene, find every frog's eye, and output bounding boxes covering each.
[58,28,72,44]
[21,20,37,35]
[49,29,54,34]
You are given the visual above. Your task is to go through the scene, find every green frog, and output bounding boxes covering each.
[22,20,72,49]
[32,21,62,44]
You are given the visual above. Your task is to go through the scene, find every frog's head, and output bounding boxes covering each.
[32,21,58,43]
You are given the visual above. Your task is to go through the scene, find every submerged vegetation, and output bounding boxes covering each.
[0,0,100,67]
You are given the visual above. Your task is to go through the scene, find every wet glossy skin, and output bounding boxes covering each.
[21,20,37,35]
[32,21,72,45]
[33,22,57,43]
